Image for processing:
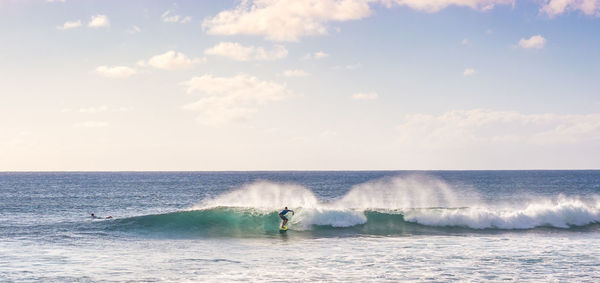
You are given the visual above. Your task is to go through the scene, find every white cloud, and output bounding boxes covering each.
[463,68,476,76]
[202,0,592,42]
[518,35,547,49]
[380,0,514,12]
[205,42,253,61]
[106,51,202,73]
[78,105,108,113]
[396,109,600,148]
[314,51,329,59]
[161,10,179,22]
[62,105,132,113]
[161,10,192,23]
[282,69,310,77]
[181,74,293,126]
[202,0,516,41]
[204,42,288,61]
[461,38,469,45]
[88,15,110,28]
[320,130,338,137]
[57,20,81,30]
[74,121,109,128]
[303,51,329,60]
[541,0,600,17]
[143,51,201,70]
[352,92,378,100]
[345,63,361,70]
[202,0,374,41]
[127,25,141,34]
[95,66,137,78]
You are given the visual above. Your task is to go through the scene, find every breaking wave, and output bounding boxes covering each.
[107,176,600,237]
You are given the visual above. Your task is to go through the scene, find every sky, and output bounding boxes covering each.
[0,0,599,171]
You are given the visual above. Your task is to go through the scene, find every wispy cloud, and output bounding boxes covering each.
[202,0,593,42]
[139,51,203,70]
[127,25,141,34]
[202,0,516,41]
[181,74,294,126]
[204,42,288,61]
[463,68,476,76]
[380,0,514,12]
[541,0,600,17]
[57,20,81,30]
[351,92,378,100]
[74,121,109,128]
[203,0,373,41]
[332,63,361,70]
[62,105,132,114]
[302,51,329,60]
[95,51,202,78]
[282,69,310,77]
[161,10,192,23]
[77,105,109,113]
[396,109,600,148]
[95,66,137,78]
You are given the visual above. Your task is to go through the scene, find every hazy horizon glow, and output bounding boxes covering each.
[1,0,599,170]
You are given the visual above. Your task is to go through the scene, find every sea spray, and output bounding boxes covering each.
[196,181,319,210]
[332,175,474,210]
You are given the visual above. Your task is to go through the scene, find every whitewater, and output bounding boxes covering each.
[1,171,600,281]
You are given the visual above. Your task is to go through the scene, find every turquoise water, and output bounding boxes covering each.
[1,171,600,281]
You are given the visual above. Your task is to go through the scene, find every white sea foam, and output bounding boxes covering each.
[404,195,600,229]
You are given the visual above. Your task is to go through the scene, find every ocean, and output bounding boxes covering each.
[1,171,599,281]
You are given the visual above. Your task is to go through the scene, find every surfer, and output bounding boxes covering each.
[279,207,294,228]
[91,213,112,219]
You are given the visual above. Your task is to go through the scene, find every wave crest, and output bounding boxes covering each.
[404,195,600,229]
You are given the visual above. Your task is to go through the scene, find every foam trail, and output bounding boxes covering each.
[404,195,600,229]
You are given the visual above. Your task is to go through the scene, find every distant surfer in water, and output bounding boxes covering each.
[279,207,294,228]
[91,213,112,219]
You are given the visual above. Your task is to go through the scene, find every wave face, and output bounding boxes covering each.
[108,176,600,237]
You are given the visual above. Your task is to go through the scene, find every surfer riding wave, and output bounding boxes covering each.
[279,207,294,229]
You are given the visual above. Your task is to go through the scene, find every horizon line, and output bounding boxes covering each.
[1,169,599,173]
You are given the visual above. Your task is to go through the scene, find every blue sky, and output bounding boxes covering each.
[1,0,599,170]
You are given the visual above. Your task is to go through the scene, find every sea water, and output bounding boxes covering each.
[1,171,599,281]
